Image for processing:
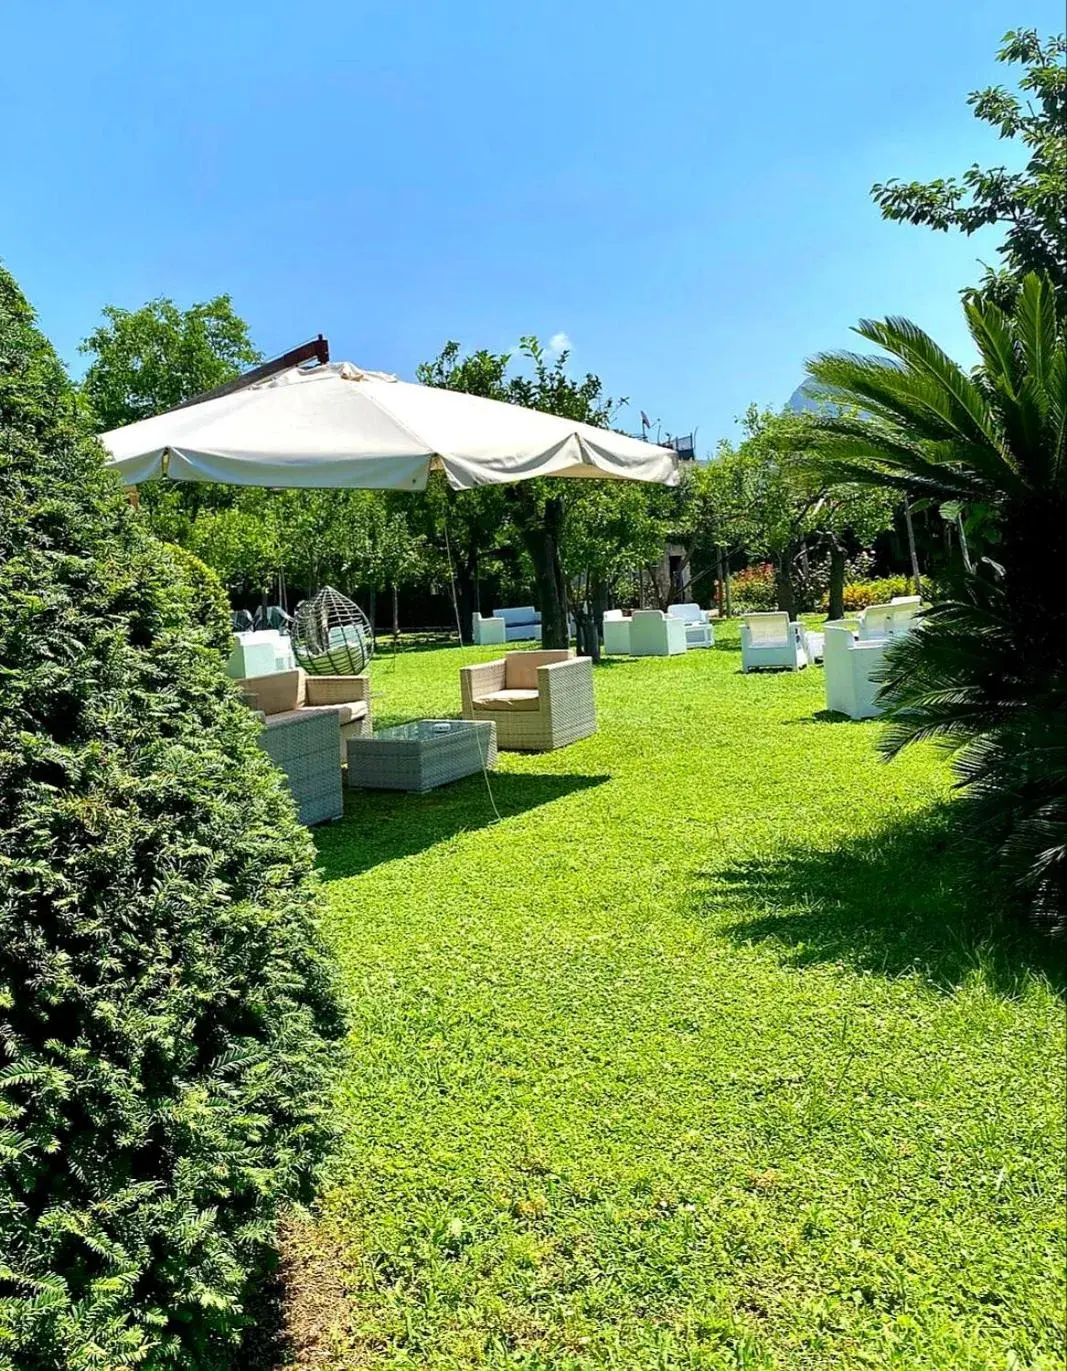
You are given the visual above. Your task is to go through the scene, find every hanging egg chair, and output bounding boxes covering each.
[292,586,374,676]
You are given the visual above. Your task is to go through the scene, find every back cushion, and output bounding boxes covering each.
[241,669,303,715]
[749,614,788,645]
[495,606,539,627]
[506,651,569,690]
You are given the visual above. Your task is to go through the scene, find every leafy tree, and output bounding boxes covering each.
[807,273,1067,931]
[705,407,895,617]
[412,345,517,640]
[507,338,621,648]
[418,337,622,649]
[187,497,284,601]
[872,29,1067,306]
[0,265,341,1367]
[559,481,676,659]
[80,295,262,430]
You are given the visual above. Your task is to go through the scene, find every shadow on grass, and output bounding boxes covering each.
[238,1255,290,1370]
[780,709,870,726]
[314,770,609,880]
[698,805,1065,997]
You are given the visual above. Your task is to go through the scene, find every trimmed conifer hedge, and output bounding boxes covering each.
[0,267,342,1369]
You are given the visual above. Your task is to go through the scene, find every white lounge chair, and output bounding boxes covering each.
[601,609,632,655]
[629,610,687,657]
[740,613,807,672]
[668,603,715,648]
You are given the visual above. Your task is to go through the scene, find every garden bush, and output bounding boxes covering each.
[729,561,776,611]
[0,267,342,1369]
[831,575,912,612]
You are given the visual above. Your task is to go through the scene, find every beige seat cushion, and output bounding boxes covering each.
[300,701,367,726]
[473,689,540,712]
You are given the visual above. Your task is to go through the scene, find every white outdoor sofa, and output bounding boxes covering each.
[668,602,715,648]
[601,609,632,655]
[629,610,687,657]
[472,606,543,644]
[740,612,808,672]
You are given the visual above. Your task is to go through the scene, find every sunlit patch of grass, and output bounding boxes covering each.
[300,622,1065,1369]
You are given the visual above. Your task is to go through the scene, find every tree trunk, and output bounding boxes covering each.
[573,603,600,662]
[368,587,377,631]
[828,544,846,620]
[391,582,399,640]
[452,560,478,644]
[590,577,608,641]
[724,559,733,618]
[903,500,922,598]
[571,573,604,664]
[522,496,569,648]
[774,559,796,618]
[715,548,725,616]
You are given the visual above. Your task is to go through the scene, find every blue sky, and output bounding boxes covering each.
[1,0,1059,450]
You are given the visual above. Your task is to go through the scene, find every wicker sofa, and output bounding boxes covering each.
[459,650,596,751]
[238,668,372,764]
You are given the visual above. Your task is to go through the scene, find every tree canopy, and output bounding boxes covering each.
[871,28,1067,305]
[80,295,262,430]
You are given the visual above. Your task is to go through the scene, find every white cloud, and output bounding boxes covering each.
[548,331,572,354]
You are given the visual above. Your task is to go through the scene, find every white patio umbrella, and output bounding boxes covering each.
[101,361,679,490]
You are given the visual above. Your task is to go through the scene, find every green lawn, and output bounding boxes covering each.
[292,622,1066,1370]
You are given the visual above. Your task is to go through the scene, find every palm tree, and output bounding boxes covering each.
[806,274,1066,932]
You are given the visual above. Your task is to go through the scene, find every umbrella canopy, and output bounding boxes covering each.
[101,362,679,490]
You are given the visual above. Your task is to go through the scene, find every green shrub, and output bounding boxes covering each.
[161,541,234,652]
[730,562,777,611]
[832,576,912,612]
[0,267,342,1369]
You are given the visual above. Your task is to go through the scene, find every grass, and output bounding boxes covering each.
[287,621,1066,1370]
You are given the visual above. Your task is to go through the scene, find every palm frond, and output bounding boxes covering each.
[806,416,990,501]
[853,317,1021,479]
[964,298,1021,405]
[1013,273,1058,402]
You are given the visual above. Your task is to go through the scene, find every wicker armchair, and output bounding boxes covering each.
[459,650,596,751]
[239,668,372,764]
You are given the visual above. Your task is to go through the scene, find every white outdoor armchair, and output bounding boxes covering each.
[826,598,921,718]
[823,621,890,719]
[858,598,921,642]
[471,612,506,646]
[667,602,715,648]
[601,609,632,655]
[740,613,808,672]
[629,610,688,657]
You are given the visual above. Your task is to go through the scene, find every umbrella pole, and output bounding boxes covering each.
[442,512,465,647]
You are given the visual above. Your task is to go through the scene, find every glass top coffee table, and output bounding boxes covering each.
[346,718,497,792]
